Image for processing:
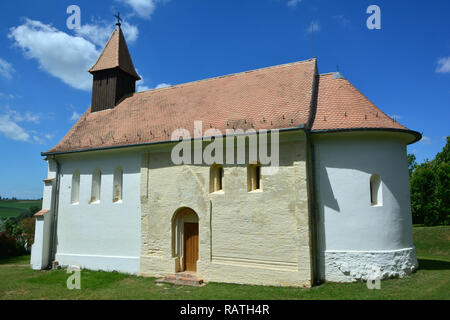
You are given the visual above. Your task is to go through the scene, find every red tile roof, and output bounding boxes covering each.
[312,73,408,132]
[45,59,317,154]
[44,61,420,155]
[34,209,49,217]
[89,27,140,80]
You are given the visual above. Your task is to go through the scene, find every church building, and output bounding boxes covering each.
[31,23,421,286]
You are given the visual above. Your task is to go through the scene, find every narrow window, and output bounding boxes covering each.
[71,170,80,204]
[113,166,123,202]
[370,174,382,206]
[90,168,101,203]
[247,163,261,192]
[209,164,223,193]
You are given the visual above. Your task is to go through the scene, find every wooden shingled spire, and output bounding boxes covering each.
[89,16,141,112]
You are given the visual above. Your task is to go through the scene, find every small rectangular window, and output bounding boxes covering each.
[113,166,123,203]
[210,164,223,193]
[71,170,80,204]
[90,168,101,204]
[370,174,382,206]
[248,164,261,192]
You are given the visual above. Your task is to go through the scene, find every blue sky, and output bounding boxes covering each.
[0,0,449,199]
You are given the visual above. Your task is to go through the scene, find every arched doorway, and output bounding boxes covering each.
[172,208,199,272]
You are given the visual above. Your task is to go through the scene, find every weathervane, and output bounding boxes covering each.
[115,12,122,28]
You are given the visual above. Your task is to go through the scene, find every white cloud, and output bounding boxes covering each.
[420,136,432,145]
[9,19,99,91]
[75,24,111,47]
[0,92,16,99]
[70,111,81,121]
[122,22,139,43]
[436,57,450,74]
[118,0,167,19]
[155,83,171,89]
[136,76,171,92]
[333,15,350,27]
[2,106,40,124]
[0,114,31,142]
[136,72,172,92]
[136,73,150,92]
[0,58,14,79]
[13,111,40,123]
[75,21,138,46]
[306,21,320,33]
[0,106,50,143]
[137,84,150,92]
[287,0,302,8]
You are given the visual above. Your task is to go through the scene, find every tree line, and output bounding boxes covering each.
[0,207,39,259]
[408,136,449,226]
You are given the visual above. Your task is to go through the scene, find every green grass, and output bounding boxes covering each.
[413,225,449,261]
[0,226,448,300]
[0,200,42,218]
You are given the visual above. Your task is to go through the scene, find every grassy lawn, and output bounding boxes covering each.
[0,226,448,300]
[0,200,42,218]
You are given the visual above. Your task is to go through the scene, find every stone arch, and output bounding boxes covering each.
[171,207,199,272]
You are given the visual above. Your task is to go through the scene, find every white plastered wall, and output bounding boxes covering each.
[31,159,58,270]
[313,131,418,282]
[53,150,142,274]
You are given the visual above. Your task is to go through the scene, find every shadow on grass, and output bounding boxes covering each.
[418,258,450,270]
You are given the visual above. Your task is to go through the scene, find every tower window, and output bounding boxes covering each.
[113,166,123,202]
[90,168,101,204]
[248,163,261,192]
[210,164,223,193]
[370,174,382,206]
[71,170,80,204]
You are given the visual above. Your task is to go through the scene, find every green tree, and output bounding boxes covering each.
[410,136,450,226]
[435,137,450,164]
[407,153,417,177]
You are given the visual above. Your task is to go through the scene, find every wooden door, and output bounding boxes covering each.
[183,223,199,272]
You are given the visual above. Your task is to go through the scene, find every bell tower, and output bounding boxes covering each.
[89,15,141,113]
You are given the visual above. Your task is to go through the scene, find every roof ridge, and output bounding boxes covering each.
[134,58,317,95]
[115,28,120,66]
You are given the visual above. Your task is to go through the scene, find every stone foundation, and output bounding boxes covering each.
[321,247,418,282]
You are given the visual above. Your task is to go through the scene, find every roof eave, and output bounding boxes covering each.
[311,127,422,145]
[41,124,307,157]
[88,66,141,80]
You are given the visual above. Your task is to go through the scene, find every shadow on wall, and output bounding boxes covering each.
[315,136,410,279]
